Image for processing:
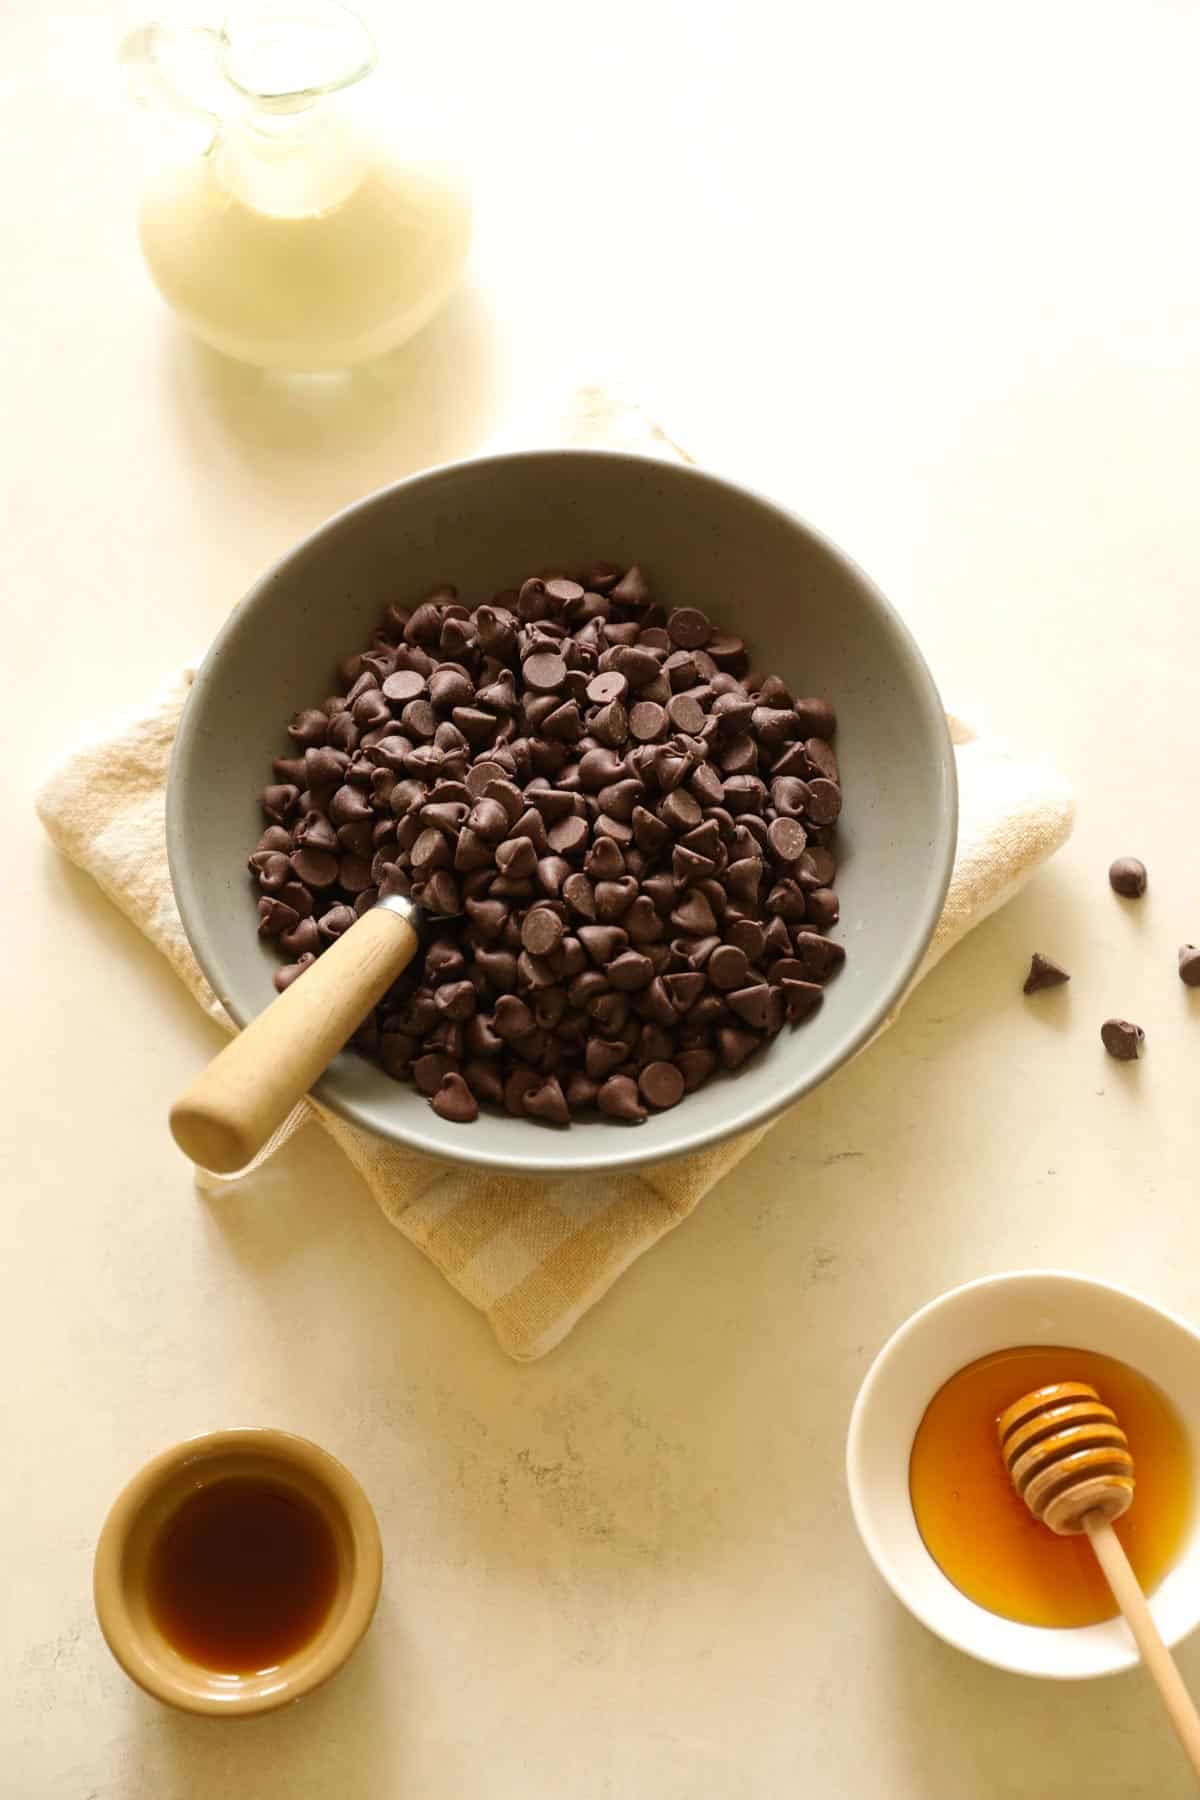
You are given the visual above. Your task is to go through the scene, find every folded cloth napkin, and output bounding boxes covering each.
[37,392,1074,1360]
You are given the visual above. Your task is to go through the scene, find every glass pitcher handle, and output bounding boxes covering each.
[119,23,229,139]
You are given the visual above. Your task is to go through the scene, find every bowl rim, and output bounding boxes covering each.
[93,1426,383,1715]
[167,446,958,1174]
[845,1269,1200,1679]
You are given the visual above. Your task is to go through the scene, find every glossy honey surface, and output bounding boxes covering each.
[909,1347,1193,1627]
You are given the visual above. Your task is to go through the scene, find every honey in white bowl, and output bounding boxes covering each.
[909,1346,1193,1628]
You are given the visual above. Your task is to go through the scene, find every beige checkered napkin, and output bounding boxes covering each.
[36,392,1074,1360]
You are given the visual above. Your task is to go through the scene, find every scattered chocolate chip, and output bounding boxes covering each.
[1101,1018,1144,1060]
[1109,857,1147,898]
[1023,953,1070,995]
[1179,946,1200,988]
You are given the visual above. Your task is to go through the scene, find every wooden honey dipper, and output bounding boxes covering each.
[999,1380,1200,1777]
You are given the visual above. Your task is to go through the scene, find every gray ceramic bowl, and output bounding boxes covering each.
[167,449,956,1174]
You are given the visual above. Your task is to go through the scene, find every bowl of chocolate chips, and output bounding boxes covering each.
[167,449,956,1173]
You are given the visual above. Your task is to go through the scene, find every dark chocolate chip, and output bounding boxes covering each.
[597,1074,647,1121]
[1101,1018,1145,1060]
[639,1061,685,1109]
[1109,857,1147,898]
[793,698,836,738]
[1023,953,1070,994]
[805,888,840,929]
[707,944,750,991]
[430,1071,479,1121]
[726,984,772,1029]
[274,953,315,992]
[767,817,808,862]
[521,909,565,957]
[1179,946,1200,987]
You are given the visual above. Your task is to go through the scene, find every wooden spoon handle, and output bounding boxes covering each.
[1086,1514,1200,1778]
[169,902,421,1175]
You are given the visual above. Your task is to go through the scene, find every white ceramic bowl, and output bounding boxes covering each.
[167,449,955,1175]
[846,1271,1200,1678]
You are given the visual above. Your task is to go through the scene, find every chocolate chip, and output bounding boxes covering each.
[594,878,636,921]
[638,1061,685,1109]
[789,932,845,980]
[597,1074,647,1121]
[497,1065,536,1115]
[780,979,823,1021]
[579,923,626,963]
[261,783,300,823]
[805,779,842,826]
[519,1075,567,1124]
[496,836,536,879]
[664,971,705,1011]
[608,951,655,991]
[521,909,565,957]
[249,849,291,890]
[803,737,839,784]
[1023,953,1070,994]
[707,944,750,991]
[429,1072,478,1122]
[663,694,704,735]
[523,651,568,693]
[584,1037,626,1080]
[796,848,837,891]
[1179,946,1200,987]
[434,980,477,1021]
[546,814,588,856]
[383,669,427,704]
[1101,1018,1145,1060]
[494,994,536,1040]
[290,848,340,889]
[1109,857,1147,898]
[671,890,718,937]
[610,565,650,606]
[413,1052,455,1095]
[767,817,808,863]
[613,646,660,689]
[726,984,773,1029]
[628,700,668,743]
[587,671,628,704]
[805,888,840,929]
[794,698,836,738]
[666,607,711,649]
[716,1026,759,1068]
[274,952,315,992]
[660,789,701,834]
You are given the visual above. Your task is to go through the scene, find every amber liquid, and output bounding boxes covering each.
[146,1478,340,1673]
[909,1347,1193,1628]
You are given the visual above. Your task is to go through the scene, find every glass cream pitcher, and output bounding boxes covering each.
[122,2,472,370]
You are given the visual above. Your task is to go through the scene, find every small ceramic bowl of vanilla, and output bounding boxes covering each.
[94,1428,382,1715]
[846,1271,1200,1678]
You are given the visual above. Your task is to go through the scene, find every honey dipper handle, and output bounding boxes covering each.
[1086,1514,1200,1779]
[169,901,421,1175]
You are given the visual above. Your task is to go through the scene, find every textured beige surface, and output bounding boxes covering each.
[6,1,1200,1794]
[36,394,1072,1359]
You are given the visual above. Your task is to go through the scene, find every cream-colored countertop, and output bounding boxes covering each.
[5,3,1200,1794]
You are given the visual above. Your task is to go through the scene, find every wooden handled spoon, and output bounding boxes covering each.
[999,1380,1200,1778]
[169,893,423,1175]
